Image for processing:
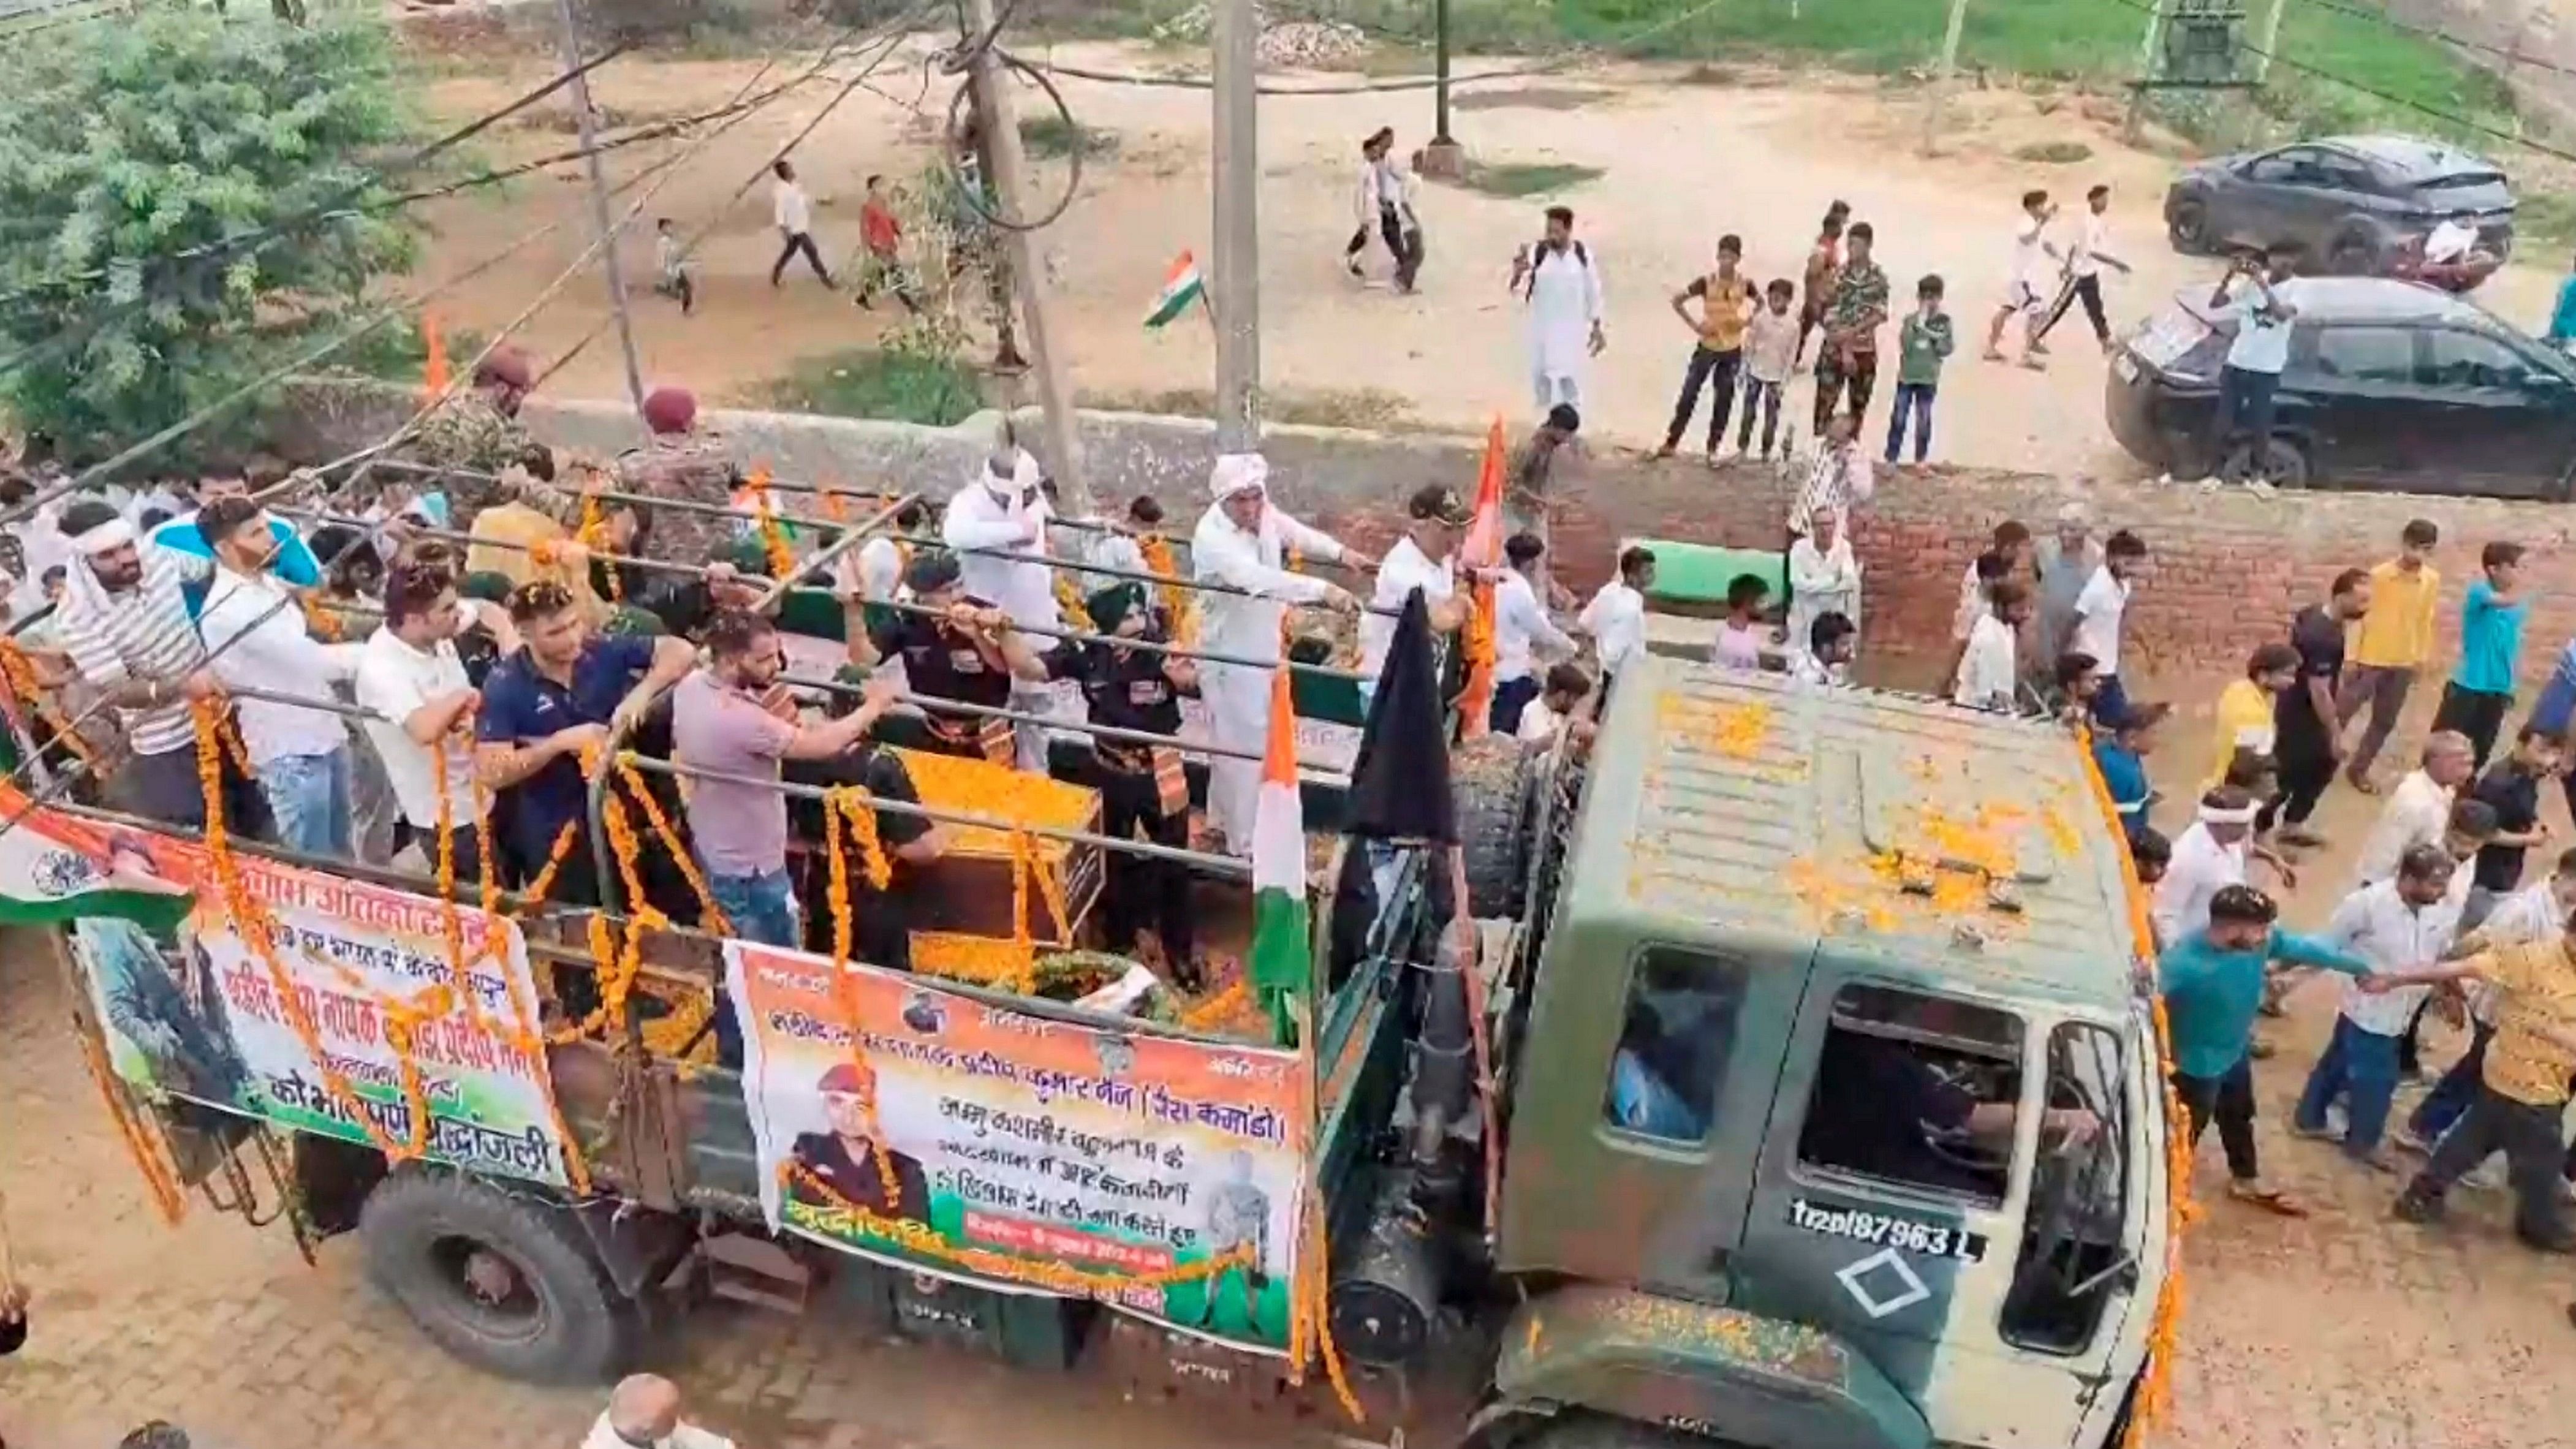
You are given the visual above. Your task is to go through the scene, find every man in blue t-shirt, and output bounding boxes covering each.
[2209,243,2301,486]
[2431,540,2529,770]
[147,474,321,616]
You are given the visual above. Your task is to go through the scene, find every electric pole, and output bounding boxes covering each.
[961,0,1093,513]
[1921,0,1969,154]
[1211,0,1260,452]
[1423,0,1463,175]
[552,0,648,424]
[2250,0,2288,81]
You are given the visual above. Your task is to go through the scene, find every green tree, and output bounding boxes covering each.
[0,7,421,464]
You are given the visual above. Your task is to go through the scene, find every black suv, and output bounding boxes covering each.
[2105,276,2576,496]
[2163,134,2515,274]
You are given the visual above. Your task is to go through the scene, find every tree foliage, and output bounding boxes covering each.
[0,8,422,464]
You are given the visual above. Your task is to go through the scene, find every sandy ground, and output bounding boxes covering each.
[405,38,2569,476]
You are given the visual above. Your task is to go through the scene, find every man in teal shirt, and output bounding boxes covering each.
[2430,540,2528,769]
[2548,257,2576,350]
[2160,883,2378,1214]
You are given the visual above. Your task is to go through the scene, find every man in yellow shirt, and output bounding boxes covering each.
[2207,641,2298,797]
[2339,518,2441,794]
[2388,920,2576,1252]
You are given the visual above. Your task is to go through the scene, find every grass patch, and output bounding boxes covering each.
[1083,384,1420,431]
[1452,85,1610,111]
[1019,115,1119,159]
[2013,140,2094,164]
[759,347,987,426]
[1455,160,1605,198]
[2518,189,2576,254]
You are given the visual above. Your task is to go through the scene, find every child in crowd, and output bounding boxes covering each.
[655,218,695,316]
[1886,274,1953,465]
[1738,279,1800,461]
[2055,649,2103,722]
[1713,573,1768,670]
[2093,700,2167,843]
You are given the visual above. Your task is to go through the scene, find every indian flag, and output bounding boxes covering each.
[1143,251,1205,330]
[1247,665,1308,1045]
[0,785,194,934]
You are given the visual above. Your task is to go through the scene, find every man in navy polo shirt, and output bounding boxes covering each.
[476,580,695,911]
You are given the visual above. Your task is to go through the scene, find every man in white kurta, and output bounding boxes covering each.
[944,448,1061,768]
[1191,453,1366,854]
[1513,207,1605,413]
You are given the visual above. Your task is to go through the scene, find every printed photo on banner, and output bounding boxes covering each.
[727,939,1308,1350]
[0,787,574,1188]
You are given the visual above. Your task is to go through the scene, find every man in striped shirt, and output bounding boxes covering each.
[55,498,223,827]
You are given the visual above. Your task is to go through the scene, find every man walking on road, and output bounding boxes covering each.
[770,158,835,290]
[1985,189,2060,369]
[1510,206,1605,415]
[2037,183,2131,352]
[2341,518,2442,792]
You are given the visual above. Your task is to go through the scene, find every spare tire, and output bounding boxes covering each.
[1455,734,1538,920]
[360,1167,638,1385]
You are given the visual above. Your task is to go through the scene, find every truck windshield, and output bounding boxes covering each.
[1794,984,2025,1206]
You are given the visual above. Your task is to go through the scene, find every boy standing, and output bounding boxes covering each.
[2341,518,2442,792]
[2431,540,2528,768]
[855,174,922,314]
[1885,274,1953,465]
[1812,222,1888,435]
[1985,190,2060,368]
[1738,279,1799,461]
[1795,202,1850,366]
[1659,235,1755,463]
[654,219,695,316]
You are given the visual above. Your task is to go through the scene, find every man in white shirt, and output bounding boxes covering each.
[2210,243,2301,485]
[2297,844,2460,1167]
[944,448,1059,770]
[355,560,494,878]
[1191,453,1367,853]
[1786,510,1860,675]
[1953,580,2029,712]
[844,497,926,605]
[2070,528,2148,724]
[2423,211,2482,265]
[1509,205,1607,412]
[583,1374,735,1449]
[768,157,835,289]
[2403,847,2576,1151]
[1493,531,1575,734]
[1786,413,1871,540]
[2353,731,2475,886]
[1361,485,1472,686]
[1577,544,1654,683]
[1983,188,2061,368]
[2036,182,2131,352]
[195,498,367,859]
[2153,787,2261,947]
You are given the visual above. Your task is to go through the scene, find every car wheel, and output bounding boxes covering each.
[2221,436,2312,489]
[2167,195,2213,254]
[2327,221,2382,276]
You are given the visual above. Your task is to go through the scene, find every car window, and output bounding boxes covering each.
[2244,149,2305,184]
[1794,983,2026,1205]
[2424,330,2533,390]
[1601,947,1751,1145]
[2305,325,2415,383]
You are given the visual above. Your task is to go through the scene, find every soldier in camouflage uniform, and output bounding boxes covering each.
[404,346,541,516]
[617,387,742,566]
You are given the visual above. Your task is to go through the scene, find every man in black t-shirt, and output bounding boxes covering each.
[1045,583,1203,985]
[847,551,1048,764]
[2271,568,2373,844]
[2471,725,2563,896]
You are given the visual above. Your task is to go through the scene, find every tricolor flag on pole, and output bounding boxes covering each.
[1455,415,1509,738]
[1247,664,1309,1045]
[1143,250,1206,330]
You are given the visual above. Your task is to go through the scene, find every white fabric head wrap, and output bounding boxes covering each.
[984,447,1040,497]
[2199,801,2260,827]
[72,516,134,555]
[1210,452,1268,500]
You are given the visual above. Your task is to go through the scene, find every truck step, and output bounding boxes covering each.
[700,1232,815,1315]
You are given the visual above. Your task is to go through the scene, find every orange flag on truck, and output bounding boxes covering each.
[421,310,449,398]
[1456,415,1507,738]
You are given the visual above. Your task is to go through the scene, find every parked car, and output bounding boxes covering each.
[2105,276,2576,495]
[2163,135,2515,280]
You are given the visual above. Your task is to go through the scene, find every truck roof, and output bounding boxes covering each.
[1570,656,2143,1013]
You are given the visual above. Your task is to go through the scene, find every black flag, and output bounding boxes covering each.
[1343,589,1456,844]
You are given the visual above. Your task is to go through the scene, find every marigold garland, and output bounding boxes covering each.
[612,755,732,936]
[743,466,795,581]
[78,1015,186,1225]
[0,638,96,771]
[1137,534,1195,648]
[576,475,622,603]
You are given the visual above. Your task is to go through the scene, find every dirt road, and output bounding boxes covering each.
[407,39,2565,479]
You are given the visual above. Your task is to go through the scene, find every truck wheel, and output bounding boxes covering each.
[1508,1410,1713,1449]
[359,1168,638,1385]
[1455,733,1537,920]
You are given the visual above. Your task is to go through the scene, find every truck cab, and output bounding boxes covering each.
[1482,659,2169,1449]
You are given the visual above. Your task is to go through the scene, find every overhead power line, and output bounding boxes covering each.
[2292,0,2576,89]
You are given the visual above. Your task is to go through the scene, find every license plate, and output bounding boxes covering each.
[2113,353,2138,384]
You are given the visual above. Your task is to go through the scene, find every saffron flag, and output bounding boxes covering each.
[1144,250,1206,330]
[421,309,449,398]
[1247,664,1309,1045]
[0,785,194,934]
[1455,415,1508,738]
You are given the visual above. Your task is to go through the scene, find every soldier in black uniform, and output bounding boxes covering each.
[786,1060,931,1222]
[1044,583,1203,986]
[846,551,1048,764]
[787,669,949,973]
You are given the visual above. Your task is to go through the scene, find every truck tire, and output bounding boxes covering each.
[1455,733,1536,920]
[1509,1410,1732,1449]
[360,1168,639,1385]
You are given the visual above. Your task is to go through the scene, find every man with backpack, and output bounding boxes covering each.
[1509,205,1605,415]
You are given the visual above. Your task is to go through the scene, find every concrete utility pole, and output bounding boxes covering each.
[1211,0,1261,452]
[1423,0,1464,175]
[1920,0,1970,155]
[961,0,1093,513]
[2123,0,2166,142]
[551,0,648,424]
[2249,0,2289,81]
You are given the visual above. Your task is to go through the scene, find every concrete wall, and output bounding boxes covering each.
[280,385,2576,697]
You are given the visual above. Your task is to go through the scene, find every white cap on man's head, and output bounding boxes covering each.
[1210,452,1268,500]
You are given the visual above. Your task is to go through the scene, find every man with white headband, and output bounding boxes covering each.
[2151,784,2281,950]
[942,447,1059,770]
[1190,453,1370,853]
[52,498,224,827]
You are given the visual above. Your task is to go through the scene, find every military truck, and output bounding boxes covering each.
[56,651,2171,1449]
